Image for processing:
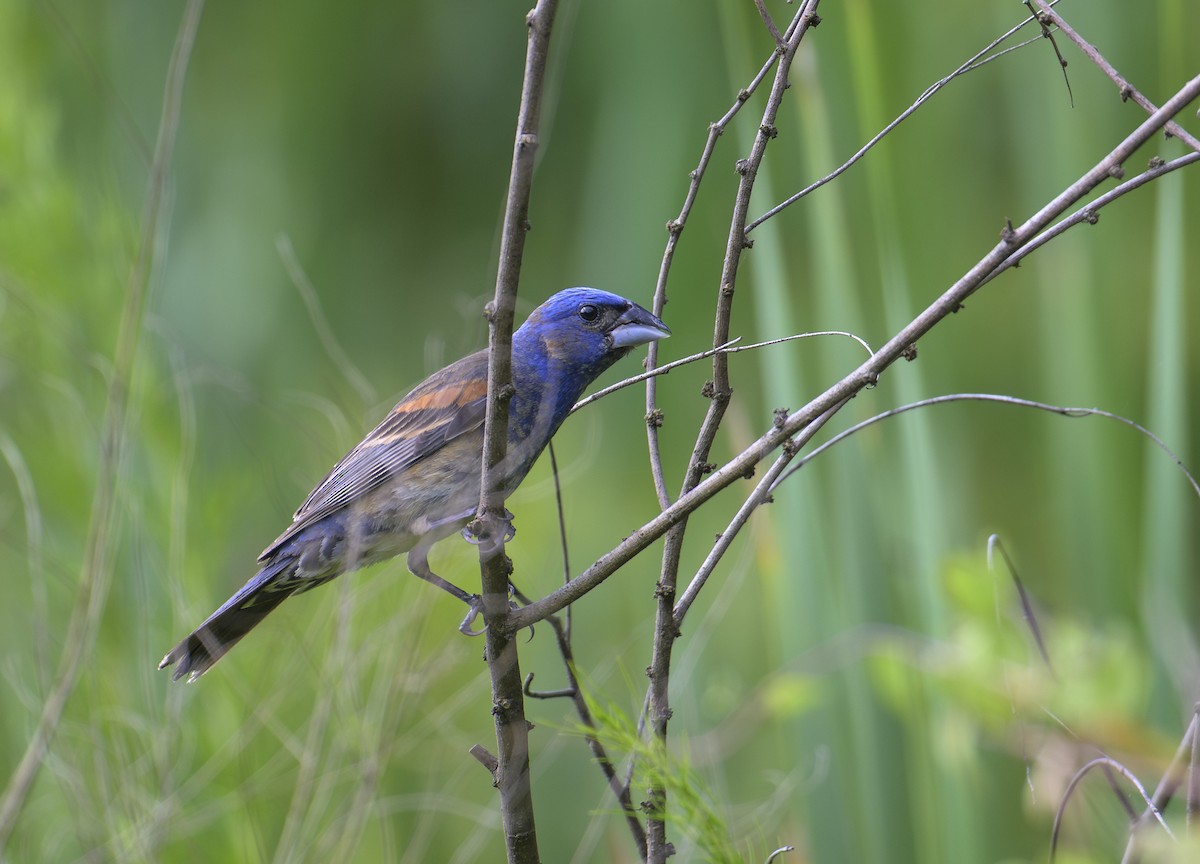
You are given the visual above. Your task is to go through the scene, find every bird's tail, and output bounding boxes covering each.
[159,556,297,682]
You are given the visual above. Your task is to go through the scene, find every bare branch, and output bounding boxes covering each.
[773,394,1200,501]
[504,71,1200,636]
[645,5,822,859]
[575,331,873,414]
[1030,0,1200,153]
[973,151,1200,296]
[673,399,847,627]
[644,4,809,509]
[1025,0,1074,107]
[477,2,561,861]
[754,0,786,51]
[747,4,1054,232]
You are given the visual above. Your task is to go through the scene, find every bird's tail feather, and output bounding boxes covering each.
[159,557,297,682]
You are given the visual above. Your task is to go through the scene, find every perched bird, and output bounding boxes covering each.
[159,287,669,681]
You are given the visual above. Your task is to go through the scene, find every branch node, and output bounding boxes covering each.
[1120,85,1133,102]
[901,344,918,362]
[781,438,798,457]
[666,218,683,237]
[1147,155,1166,170]
[469,744,500,786]
[646,408,665,428]
[735,158,751,176]
[759,123,778,140]
[1000,218,1018,246]
[518,132,538,150]
[772,407,789,429]
[1107,163,1126,180]
[1082,208,1100,225]
[700,380,716,399]
[654,580,676,600]
[736,88,751,103]
[741,464,755,480]
[807,12,822,27]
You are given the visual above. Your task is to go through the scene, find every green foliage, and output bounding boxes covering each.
[576,687,742,864]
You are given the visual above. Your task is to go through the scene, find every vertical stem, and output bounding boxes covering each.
[644,6,818,860]
[478,2,559,862]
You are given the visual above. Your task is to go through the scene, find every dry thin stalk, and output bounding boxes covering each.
[477,2,561,861]
[646,4,821,859]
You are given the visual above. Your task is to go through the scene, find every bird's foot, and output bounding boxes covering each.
[461,509,516,545]
[456,584,526,638]
[458,595,486,636]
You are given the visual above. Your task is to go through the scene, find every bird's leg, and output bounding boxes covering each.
[406,540,486,636]
[461,509,525,628]
[407,509,521,637]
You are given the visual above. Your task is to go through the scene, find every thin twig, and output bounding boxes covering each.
[773,394,1200,500]
[972,151,1200,297]
[747,3,1057,232]
[754,0,786,51]
[1030,0,1200,153]
[575,331,873,414]
[1024,0,1074,107]
[644,2,812,509]
[519,610,649,858]
[672,399,846,627]
[547,441,572,641]
[645,6,821,859]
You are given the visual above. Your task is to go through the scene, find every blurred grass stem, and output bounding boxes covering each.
[0,0,204,849]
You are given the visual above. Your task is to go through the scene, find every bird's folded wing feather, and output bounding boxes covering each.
[259,349,489,560]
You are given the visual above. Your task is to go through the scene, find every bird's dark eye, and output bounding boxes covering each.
[578,304,599,322]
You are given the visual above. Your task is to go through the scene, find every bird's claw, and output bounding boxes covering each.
[461,509,516,545]
[456,585,528,638]
[458,596,486,636]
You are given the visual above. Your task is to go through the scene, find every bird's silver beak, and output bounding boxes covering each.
[609,303,671,348]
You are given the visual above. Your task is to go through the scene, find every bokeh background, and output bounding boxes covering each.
[1,0,1198,861]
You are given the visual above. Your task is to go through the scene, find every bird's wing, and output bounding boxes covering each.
[259,349,489,561]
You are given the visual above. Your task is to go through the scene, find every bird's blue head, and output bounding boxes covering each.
[509,287,670,439]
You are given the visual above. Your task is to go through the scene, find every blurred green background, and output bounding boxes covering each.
[1,0,1198,861]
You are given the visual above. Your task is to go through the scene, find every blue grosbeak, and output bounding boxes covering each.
[160,288,669,680]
